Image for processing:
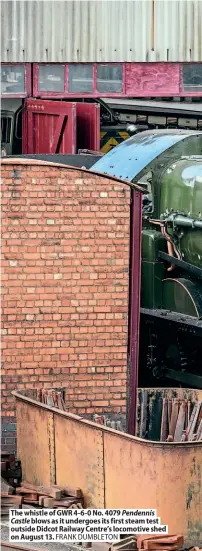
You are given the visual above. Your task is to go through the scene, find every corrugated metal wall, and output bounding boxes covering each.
[1,0,202,63]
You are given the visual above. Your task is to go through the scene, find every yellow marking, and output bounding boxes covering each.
[119,132,129,140]
[101,137,120,153]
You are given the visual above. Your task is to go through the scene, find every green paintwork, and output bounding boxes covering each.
[141,230,166,308]
[141,154,202,316]
[160,157,202,220]
[141,261,165,308]
[150,136,202,219]
[162,279,199,317]
[142,230,167,261]
[178,230,202,268]
[159,157,202,268]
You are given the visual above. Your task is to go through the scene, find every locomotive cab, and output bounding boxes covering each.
[141,156,202,388]
[92,129,202,388]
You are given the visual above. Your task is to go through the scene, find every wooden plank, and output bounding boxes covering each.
[23,499,39,505]
[169,399,179,437]
[196,419,202,441]
[160,398,168,441]
[168,399,172,432]
[61,396,67,411]
[139,390,148,439]
[186,404,198,437]
[112,537,137,550]
[143,543,182,550]
[196,402,202,431]
[21,481,62,499]
[38,495,50,506]
[52,391,58,408]
[187,402,202,441]
[16,488,38,497]
[41,496,80,508]
[174,401,186,442]
[137,533,184,549]
[53,484,83,498]
[36,389,42,403]
[184,401,189,429]
[47,390,54,407]
[56,392,64,410]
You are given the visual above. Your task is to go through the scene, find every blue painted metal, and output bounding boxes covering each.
[91,130,202,182]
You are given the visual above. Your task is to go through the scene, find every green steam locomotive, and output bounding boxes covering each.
[92,130,202,388]
[140,154,202,388]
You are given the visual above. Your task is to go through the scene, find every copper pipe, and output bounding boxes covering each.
[149,219,177,269]
[162,226,181,260]
[166,241,175,272]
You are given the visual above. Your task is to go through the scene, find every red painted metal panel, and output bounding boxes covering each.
[127,189,142,436]
[3,62,202,100]
[76,103,100,151]
[22,104,28,154]
[22,99,77,154]
[125,63,180,97]
[33,62,126,99]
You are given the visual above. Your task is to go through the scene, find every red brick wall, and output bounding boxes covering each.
[1,162,131,427]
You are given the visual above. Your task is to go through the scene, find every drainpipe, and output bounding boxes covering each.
[127,189,142,436]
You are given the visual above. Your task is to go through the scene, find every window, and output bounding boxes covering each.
[1,116,12,143]
[38,65,65,92]
[68,64,93,93]
[182,64,202,92]
[1,65,25,94]
[97,65,123,93]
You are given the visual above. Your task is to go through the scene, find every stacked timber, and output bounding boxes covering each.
[36,389,67,410]
[93,415,123,432]
[1,480,83,516]
[92,535,184,551]
[138,393,202,442]
[15,481,84,508]
[161,399,202,442]
[137,534,184,550]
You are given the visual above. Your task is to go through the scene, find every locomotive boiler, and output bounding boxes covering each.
[92,129,202,388]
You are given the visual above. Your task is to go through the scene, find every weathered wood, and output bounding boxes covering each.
[174,401,186,442]
[53,484,83,498]
[160,398,168,441]
[22,481,62,499]
[169,399,179,437]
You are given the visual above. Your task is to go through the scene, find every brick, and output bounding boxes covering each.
[1,163,131,425]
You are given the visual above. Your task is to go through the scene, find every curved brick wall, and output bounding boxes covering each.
[1,161,131,450]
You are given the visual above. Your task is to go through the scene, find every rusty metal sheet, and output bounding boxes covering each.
[16,400,55,487]
[14,390,202,546]
[103,430,202,546]
[54,415,104,508]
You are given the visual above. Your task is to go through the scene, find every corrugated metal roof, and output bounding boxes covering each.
[91,129,202,181]
[1,0,202,63]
